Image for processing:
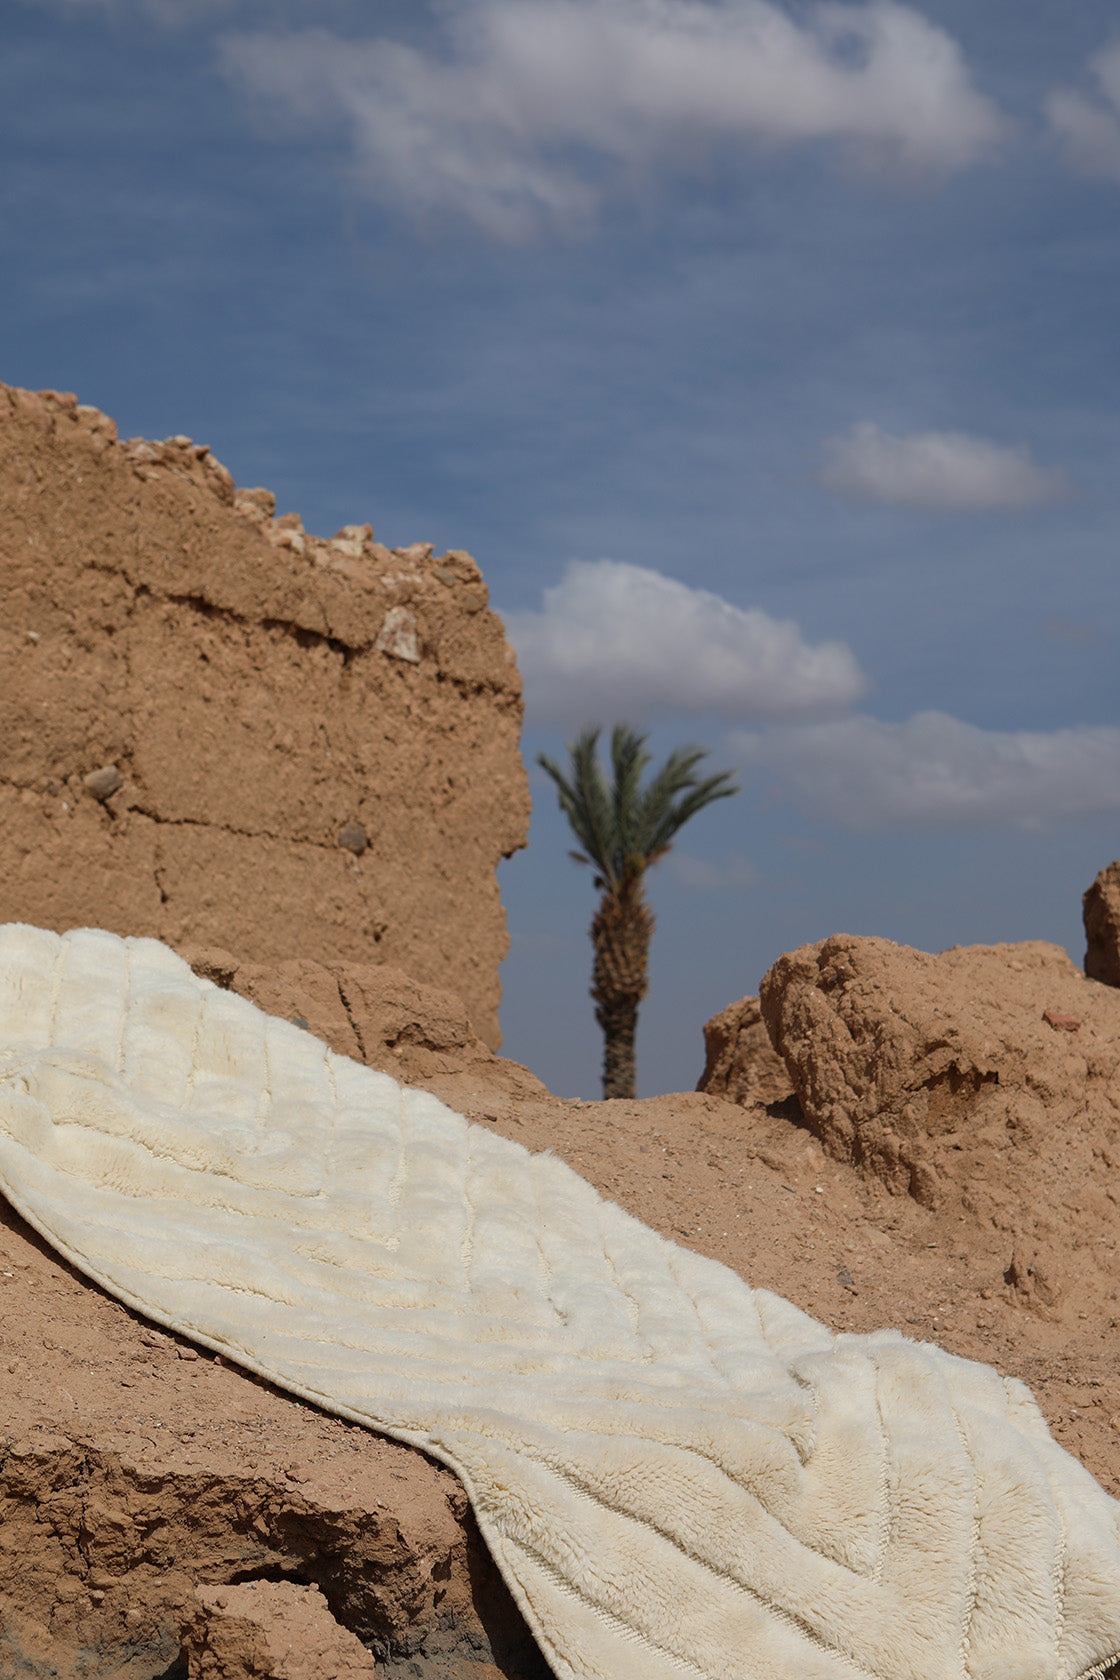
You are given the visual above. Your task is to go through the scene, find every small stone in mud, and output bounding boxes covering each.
[83,764,122,801]
[337,821,368,856]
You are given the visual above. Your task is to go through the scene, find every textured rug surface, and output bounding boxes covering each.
[1,925,1120,1680]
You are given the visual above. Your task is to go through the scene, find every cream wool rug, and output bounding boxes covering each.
[1,926,1119,1680]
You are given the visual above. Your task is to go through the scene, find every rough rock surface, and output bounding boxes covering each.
[0,384,529,1045]
[0,1188,551,1680]
[695,993,795,1108]
[759,934,1120,1236]
[179,948,550,1098]
[183,1582,378,1679]
[1085,860,1120,988]
[7,942,1120,1676]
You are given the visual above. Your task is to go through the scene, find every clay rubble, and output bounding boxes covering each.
[5,926,1120,1678]
[1086,860,1120,989]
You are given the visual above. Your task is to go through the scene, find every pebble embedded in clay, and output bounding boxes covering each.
[337,821,370,856]
[82,763,122,801]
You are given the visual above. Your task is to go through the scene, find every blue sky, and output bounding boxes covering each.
[4,0,1118,1096]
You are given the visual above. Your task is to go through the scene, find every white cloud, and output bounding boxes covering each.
[818,421,1074,511]
[1046,40,1120,184]
[220,0,1008,238]
[661,850,760,889]
[503,559,868,725]
[732,711,1120,828]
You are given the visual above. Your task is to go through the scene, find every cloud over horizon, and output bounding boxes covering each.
[732,711,1120,828]
[220,0,1009,238]
[1046,38,1120,185]
[819,421,1074,510]
[504,559,868,726]
[661,850,760,890]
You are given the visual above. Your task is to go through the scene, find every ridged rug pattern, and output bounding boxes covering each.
[1,924,1119,1680]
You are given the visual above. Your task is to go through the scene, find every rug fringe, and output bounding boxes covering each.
[1077,1657,1120,1680]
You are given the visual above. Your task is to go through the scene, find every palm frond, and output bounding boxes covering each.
[536,750,592,856]
[639,766,740,858]
[539,725,737,890]
[537,728,620,887]
[609,724,651,866]
[572,729,618,885]
[632,746,720,854]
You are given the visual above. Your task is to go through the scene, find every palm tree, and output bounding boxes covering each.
[537,725,738,1100]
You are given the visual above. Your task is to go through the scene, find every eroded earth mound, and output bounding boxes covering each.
[1085,860,1120,989]
[760,933,1120,1305]
[0,384,529,1045]
[696,993,795,1109]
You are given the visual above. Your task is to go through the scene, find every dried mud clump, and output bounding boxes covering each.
[180,946,551,1098]
[759,933,1120,1229]
[696,994,795,1109]
[182,1580,379,1678]
[0,383,529,1045]
[1085,860,1120,989]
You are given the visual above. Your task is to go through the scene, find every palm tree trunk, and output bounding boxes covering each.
[590,880,653,1100]
[597,993,639,1100]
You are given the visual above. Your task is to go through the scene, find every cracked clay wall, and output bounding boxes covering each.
[0,385,530,1047]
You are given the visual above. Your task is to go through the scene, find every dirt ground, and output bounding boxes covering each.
[4,974,1119,1674]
